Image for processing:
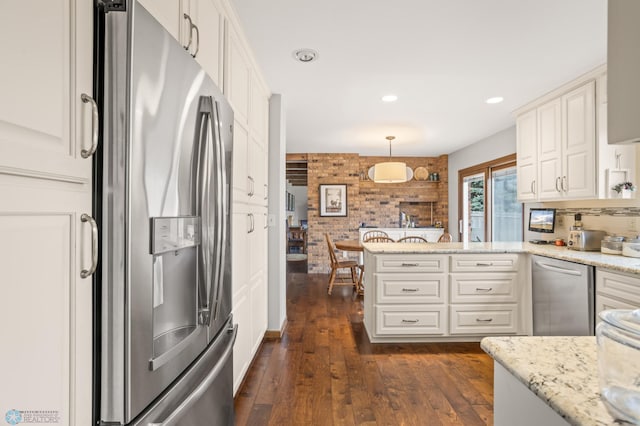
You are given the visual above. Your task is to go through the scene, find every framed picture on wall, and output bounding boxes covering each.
[319,184,347,217]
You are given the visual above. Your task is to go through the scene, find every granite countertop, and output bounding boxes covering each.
[362,241,640,275]
[481,336,616,426]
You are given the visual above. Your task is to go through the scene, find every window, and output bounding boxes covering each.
[458,154,522,243]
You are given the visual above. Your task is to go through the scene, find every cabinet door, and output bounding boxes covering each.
[607,0,640,144]
[138,0,184,43]
[0,1,93,182]
[563,81,596,199]
[190,0,224,87]
[516,110,538,200]
[225,27,251,124]
[249,74,269,141]
[537,99,563,200]
[232,120,249,202]
[0,1,93,424]
[231,284,251,394]
[248,135,268,206]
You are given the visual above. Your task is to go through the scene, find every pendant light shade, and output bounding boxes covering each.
[373,161,408,183]
[372,136,410,183]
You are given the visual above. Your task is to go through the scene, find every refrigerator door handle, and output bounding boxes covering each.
[147,324,238,426]
[194,96,214,325]
[210,98,226,322]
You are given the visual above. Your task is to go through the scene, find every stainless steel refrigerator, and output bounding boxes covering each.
[97,1,236,424]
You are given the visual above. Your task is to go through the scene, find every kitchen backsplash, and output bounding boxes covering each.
[525,204,640,242]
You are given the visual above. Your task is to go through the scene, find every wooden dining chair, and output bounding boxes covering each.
[397,236,429,243]
[362,230,389,241]
[364,235,395,243]
[325,233,359,295]
[438,232,453,243]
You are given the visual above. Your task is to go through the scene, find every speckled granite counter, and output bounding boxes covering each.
[362,241,640,275]
[481,336,616,426]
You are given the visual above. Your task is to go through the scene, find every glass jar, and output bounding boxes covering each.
[597,309,640,424]
[601,236,625,255]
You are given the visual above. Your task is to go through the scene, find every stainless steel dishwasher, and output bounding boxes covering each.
[531,255,595,336]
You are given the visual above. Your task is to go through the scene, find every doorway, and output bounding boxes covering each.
[458,154,522,243]
[285,155,308,271]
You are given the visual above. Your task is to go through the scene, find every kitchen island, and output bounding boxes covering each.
[363,241,640,275]
[362,242,640,343]
[481,336,617,426]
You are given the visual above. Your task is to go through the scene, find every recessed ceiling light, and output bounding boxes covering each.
[485,96,504,104]
[382,95,398,102]
[292,49,318,63]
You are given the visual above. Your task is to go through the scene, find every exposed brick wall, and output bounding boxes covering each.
[306,153,449,273]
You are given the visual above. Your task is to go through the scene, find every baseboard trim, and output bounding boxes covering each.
[264,318,288,340]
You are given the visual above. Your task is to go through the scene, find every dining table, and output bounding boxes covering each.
[334,239,363,253]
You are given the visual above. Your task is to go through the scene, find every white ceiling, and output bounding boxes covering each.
[229,0,607,156]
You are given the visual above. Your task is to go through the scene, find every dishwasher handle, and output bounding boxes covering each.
[534,260,582,276]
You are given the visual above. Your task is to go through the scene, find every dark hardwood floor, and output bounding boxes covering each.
[234,268,494,426]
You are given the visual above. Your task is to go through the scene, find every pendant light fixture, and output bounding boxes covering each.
[371,136,412,183]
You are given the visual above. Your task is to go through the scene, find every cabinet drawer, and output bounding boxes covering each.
[375,305,447,335]
[450,273,517,303]
[375,273,447,304]
[449,305,518,335]
[375,255,447,273]
[450,254,519,272]
[596,270,640,305]
[596,294,639,315]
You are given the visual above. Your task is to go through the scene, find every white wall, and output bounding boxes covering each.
[267,95,287,334]
[447,126,517,241]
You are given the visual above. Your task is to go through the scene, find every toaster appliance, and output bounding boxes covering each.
[567,230,607,251]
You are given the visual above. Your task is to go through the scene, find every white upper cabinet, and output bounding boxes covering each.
[607,0,640,145]
[537,99,563,200]
[137,0,183,41]
[184,0,225,87]
[139,0,224,87]
[562,82,596,198]
[516,110,538,200]
[0,0,93,182]
[515,69,601,201]
[249,73,269,142]
[225,26,251,124]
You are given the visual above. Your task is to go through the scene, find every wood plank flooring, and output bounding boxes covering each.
[234,271,494,426]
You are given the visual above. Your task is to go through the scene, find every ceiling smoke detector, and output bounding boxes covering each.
[293,49,319,63]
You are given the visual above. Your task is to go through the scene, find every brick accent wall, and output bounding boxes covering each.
[306,153,449,273]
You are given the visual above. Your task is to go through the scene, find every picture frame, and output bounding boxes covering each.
[319,184,347,217]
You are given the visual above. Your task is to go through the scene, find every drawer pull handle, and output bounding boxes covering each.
[401,263,419,267]
[401,288,419,292]
[476,262,493,266]
[476,318,493,323]
[401,319,420,324]
[475,287,493,292]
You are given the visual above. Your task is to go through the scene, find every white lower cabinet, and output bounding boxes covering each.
[596,269,640,319]
[231,202,267,394]
[364,252,527,342]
